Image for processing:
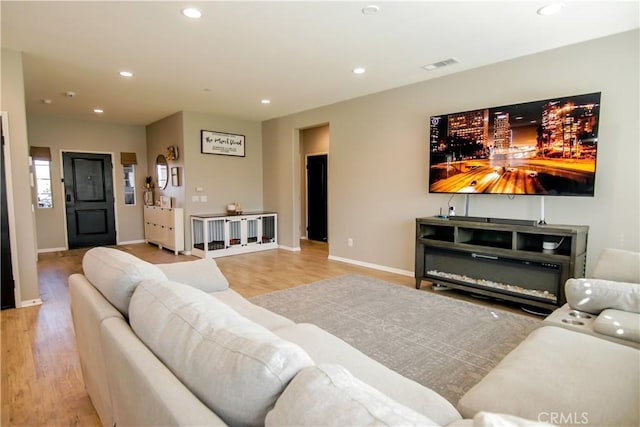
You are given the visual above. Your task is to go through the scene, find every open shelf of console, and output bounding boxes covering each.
[415,217,588,310]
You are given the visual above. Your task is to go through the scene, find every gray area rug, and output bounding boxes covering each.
[250,274,541,404]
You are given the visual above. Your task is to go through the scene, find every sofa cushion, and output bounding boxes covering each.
[129,279,313,427]
[212,288,295,330]
[457,326,640,426]
[272,322,462,426]
[155,259,229,292]
[82,247,167,316]
[592,248,640,283]
[594,309,640,343]
[565,278,640,314]
[265,364,439,426]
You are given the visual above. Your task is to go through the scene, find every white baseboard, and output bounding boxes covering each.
[20,298,43,308]
[327,255,413,277]
[118,239,146,245]
[37,247,67,254]
[279,245,301,252]
[38,240,147,253]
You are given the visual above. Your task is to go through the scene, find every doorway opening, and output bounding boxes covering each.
[306,153,327,242]
[1,115,16,309]
[300,124,329,245]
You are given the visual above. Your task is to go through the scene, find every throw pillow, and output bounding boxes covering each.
[82,246,168,316]
[129,279,313,427]
[265,364,439,426]
[155,258,229,292]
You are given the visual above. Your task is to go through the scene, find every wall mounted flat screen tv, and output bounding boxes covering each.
[428,92,601,196]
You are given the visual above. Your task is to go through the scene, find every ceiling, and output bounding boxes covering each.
[2,1,638,126]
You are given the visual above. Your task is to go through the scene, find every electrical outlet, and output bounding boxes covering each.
[347,238,353,247]
[200,195,208,202]
[191,195,199,202]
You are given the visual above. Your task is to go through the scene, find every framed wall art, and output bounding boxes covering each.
[201,130,245,157]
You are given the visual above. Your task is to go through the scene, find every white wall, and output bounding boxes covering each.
[27,115,148,249]
[263,30,640,275]
[180,111,263,250]
[146,112,185,209]
[146,111,263,251]
[1,48,40,305]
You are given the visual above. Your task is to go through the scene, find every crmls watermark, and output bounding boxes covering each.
[538,412,589,425]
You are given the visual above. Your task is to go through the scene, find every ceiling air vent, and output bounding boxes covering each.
[422,58,459,71]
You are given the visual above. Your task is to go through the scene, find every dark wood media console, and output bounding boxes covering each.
[415,217,589,310]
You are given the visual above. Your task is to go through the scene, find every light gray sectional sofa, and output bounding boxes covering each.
[70,247,468,427]
[458,248,640,427]
[70,246,639,427]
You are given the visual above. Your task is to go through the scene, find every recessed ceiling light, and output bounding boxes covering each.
[119,70,134,78]
[352,67,366,75]
[182,8,202,19]
[537,3,564,16]
[42,99,52,104]
[362,5,380,15]
[93,108,104,114]
[261,99,271,105]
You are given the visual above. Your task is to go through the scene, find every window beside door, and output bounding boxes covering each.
[124,164,136,205]
[34,159,53,208]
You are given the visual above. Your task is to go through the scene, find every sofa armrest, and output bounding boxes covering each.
[101,317,228,426]
[594,309,640,343]
[69,273,124,427]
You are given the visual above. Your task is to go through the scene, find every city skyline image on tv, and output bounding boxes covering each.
[428,92,601,196]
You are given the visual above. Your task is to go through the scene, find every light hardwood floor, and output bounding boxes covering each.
[0,240,530,426]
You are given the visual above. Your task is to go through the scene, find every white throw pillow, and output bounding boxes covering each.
[265,364,439,426]
[156,258,229,292]
[565,278,640,314]
[82,246,168,316]
[129,279,313,427]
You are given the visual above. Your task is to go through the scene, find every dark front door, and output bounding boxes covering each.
[307,154,328,242]
[63,152,116,249]
[1,117,16,309]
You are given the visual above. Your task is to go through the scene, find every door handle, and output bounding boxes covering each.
[66,194,72,203]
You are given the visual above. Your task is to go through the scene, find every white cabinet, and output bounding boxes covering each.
[144,206,184,255]
[191,212,277,259]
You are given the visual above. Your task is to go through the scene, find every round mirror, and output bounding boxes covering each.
[156,155,168,190]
